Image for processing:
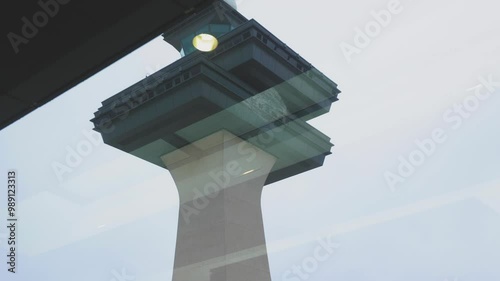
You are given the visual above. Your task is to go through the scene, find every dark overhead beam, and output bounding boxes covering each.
[1,0,216,130]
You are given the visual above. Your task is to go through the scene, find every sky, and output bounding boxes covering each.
[1,0,500,280]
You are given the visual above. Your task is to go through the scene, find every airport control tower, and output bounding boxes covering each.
[92,1,340,280]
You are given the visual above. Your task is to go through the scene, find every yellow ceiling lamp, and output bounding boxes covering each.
[192,33,219,52]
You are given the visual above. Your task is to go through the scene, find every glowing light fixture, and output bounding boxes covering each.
[192,33,218,52]
[242,169,255,176]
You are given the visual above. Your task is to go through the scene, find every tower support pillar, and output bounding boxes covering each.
[161,130,275,281]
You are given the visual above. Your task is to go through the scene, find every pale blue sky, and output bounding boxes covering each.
[1,0,500,280]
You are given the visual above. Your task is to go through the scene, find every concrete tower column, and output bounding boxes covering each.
[161,130,276,281]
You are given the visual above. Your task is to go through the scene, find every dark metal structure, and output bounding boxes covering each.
[1,0,220,130]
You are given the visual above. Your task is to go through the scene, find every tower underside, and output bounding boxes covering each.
[91,2,340,280]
